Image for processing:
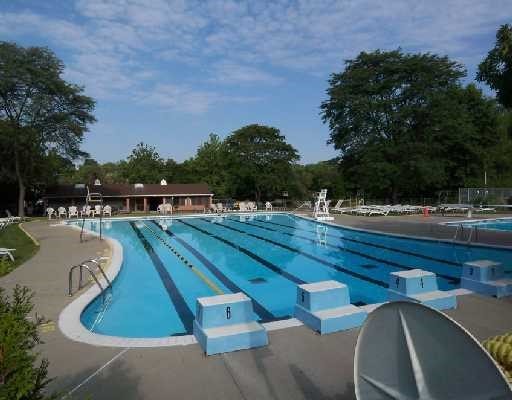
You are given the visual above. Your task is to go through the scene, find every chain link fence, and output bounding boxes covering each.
[458,188,512,205]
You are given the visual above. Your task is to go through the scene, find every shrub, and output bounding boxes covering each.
[0,285,55,400]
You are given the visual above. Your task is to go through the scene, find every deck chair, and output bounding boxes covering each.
[103,205,112,217]
[57,207,67,218]
[68,206,79,218]
[46,207,56,219]
[0,248,15,262]
[265,201,273,211]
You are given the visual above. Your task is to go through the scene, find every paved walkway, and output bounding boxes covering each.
[1,220,511,399]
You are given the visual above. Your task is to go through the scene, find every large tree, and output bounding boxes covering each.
[321,49,500,201]
[121,142,166,183]
[224,124,299,201]
[0,42,95,216]
[185,133,229,197]
[477,24,512,108]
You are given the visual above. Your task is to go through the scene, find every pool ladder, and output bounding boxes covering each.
[68,257,112,303]
[452,224,478,245]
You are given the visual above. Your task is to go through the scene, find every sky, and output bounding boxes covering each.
[1,1,511,165]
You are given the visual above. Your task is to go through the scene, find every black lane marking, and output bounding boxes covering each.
[202,218,388,288]
[150,221,279,322]
[228,218,459,283]
[176,219,306,285]
[129,222,194,333]
[258,217,462,268]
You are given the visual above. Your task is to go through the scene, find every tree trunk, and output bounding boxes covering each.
[14,149,25,217]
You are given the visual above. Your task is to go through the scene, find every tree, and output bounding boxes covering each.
[224,124,299,201]
[0,42,96,216]
[320,49,501,201]
[477,24,512,108]
[0,285,55,400]
[121,142,166,183]
[185,134,229,197]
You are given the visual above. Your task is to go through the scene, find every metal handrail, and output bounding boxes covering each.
[68,257,111,303]
[453,224,463,242]
[82,257,112,289]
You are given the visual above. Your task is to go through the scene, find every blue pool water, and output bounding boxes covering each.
[455,218,512,232]
[76,214,512,337]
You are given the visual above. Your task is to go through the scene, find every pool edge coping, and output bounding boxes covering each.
[57,219,307,348]
[57,213,477,348]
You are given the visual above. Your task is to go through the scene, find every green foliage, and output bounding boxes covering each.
[321,49,504,201]
[0,286,55,400]
[477,24,512,108]
[0,41,96,216]
[224,124,300,201]
[121,142,166,183]
[181,134,229,196]
[0,224,39,277]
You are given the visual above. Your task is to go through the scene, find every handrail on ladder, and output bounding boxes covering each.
[68,257,112,303]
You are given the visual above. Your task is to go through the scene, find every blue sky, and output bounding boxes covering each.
[1,1,511,164]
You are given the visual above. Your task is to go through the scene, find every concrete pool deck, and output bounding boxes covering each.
[1,218,511,399]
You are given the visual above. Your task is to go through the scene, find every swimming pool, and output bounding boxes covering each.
[450,218,512,232]
[75,214,512,338]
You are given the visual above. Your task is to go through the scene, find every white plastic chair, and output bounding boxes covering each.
[103,205,112,217]
[46,207,56,220]
[57,207,67,218]
[80,205,92,218]
[94,205,102,216]
[265,202,273,211]
[68,206,78,218]
[0,248,15,262]
[164,203,173,214]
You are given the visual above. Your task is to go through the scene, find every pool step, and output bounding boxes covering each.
[193,293,268,355]
[461,260,512,298]
[387,269,457,310]
[294,280,367,334]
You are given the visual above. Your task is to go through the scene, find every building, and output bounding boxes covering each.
[43,180,213,212]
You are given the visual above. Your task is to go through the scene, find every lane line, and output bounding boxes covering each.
[231,217,459,282]
[151,221,278,322]
[260,217,462,268]
[143,221,223,295]
[200,218,388,288]
[130,222,194,333]
[176,219,306,285]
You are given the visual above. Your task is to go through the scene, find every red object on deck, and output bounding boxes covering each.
[423,206,429,217]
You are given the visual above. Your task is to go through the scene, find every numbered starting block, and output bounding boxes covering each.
[294,281,367,334]
[388,269,456,310]
[193,293,268,355]
[461,260,512,298]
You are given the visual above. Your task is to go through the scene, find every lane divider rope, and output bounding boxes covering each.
[142,222,224,295]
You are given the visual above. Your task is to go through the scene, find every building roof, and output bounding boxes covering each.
[44,183,213,198]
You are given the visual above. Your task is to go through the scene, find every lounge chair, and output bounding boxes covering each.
[57,207,67,218]
[94,205,102,217]
[265,201,273,211]
[46,207,56,219]
[0,248,15,262]
[247,201,257,212]
[5,210,21,222]
[103,205,112,217]
[68,206,78,218]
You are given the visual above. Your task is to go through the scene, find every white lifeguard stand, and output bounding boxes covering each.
[313,189,334,221]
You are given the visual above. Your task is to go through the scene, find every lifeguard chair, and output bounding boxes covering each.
[313,189,334,221]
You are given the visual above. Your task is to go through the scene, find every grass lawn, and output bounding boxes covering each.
[0,223,39,277]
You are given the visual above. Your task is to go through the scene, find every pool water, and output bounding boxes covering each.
[77,214,512,338]
[456,218,512,232]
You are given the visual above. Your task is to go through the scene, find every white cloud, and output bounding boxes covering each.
[2,0,511,112]
[209,61,282,85]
